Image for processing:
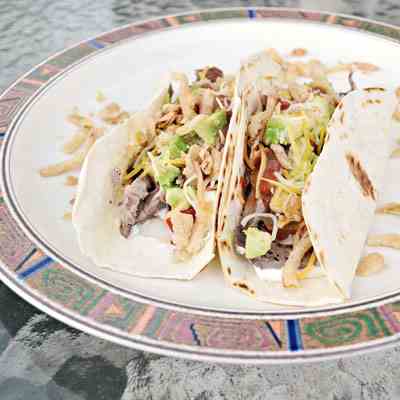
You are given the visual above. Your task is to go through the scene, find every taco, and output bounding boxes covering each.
[73,68,238,279]
[217,51,396,306]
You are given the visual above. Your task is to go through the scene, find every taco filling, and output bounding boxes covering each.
[233,75,337,286]
[217,50,396,305]
[107,67,235,261]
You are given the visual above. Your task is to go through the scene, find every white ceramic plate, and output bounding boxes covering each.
[2,8,400,363]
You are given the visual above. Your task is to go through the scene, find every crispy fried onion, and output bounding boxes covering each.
[63,128,90,154]
[65,175,78,186]
[290,48,308,57]
[172,72,196,122]
[63,212,72,221]
[248,111,269,140]
[270,144,291,169]
[67,109,94,128]
[40,134,96,177]
[184,144,219,182]
[99,102,129,125]
[157,110,180,129]
[240,213,278,241]
[199,89,215,115]
[265,96,278,119]
[376,202,400,216]
[296,252,316,280]
[41,106,118,178]
[288,82,310,102]
[356,253,384,277]
[174,166,213,260]
[282,235,312,288]
[247,96,277,141]
[199,146,213,175]
[184,145,201,179]
[170,210,194,259]
[367,234,400,249]
[185,203,212,256]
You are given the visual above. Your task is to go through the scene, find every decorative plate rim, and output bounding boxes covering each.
[1,7,400,363]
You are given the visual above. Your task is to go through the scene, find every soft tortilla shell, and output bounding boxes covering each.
[217,52,395,305]
[302,88,396,298]
[73,85,231,280]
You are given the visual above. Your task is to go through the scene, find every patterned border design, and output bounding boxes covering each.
[1,8,400,363]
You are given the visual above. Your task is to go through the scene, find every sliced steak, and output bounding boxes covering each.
[251,242,292,270]
[136,187,166,224]
[119,176,151,238]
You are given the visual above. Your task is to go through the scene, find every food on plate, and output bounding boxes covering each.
[391,148,400,158]
[40,104,126,178]
[356,253,385,277]
[217,50,396,306]
[367,234,400,250]
[72,67,239,279]
[38,46,398,305]
[376,202,400,215]
[65,176,78,186]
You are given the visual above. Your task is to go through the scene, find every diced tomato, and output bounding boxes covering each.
[279,99,290,111]
[165,217,173,232]
[259,180,270,195]
[260,159,281,194]
[276,222,299,241]
[181,207,196,218]
[240,176,247,190]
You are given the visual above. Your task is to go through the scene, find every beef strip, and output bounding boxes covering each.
[251,242,292,270]
[119,176,151,238]
[136,187,166,224]
[235,224,246,249]
[205,67,224,82]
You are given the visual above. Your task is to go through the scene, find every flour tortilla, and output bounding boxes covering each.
[73,83,236,280]
[302,88,396,298]
[217,53,396,306]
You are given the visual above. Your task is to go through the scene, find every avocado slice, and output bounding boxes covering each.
[304,95,334,145]
[168,136,189,159]
[306,95,332,122]
[264,113,307,146]
[150,154,181,190]
[158,164,180,190]
[165,187,190,210]
[244,227,272,259]
[194,109,227,145]
[264,117,287,145]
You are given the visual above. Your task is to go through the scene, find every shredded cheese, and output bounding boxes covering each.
[169,159,186,167]
[297,253,316,280]
[255,147,267,200]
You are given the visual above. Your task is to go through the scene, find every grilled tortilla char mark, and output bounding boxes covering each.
[363,87,385,92]
[345,152,376,200]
